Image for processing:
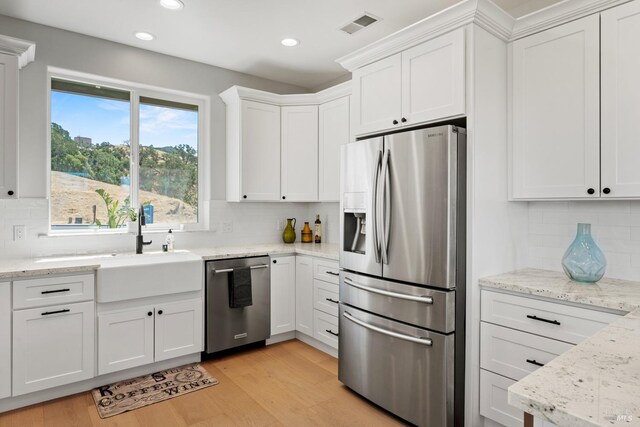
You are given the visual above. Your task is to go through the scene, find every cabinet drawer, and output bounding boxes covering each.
[479,369,522,427]
[481,322,573,381]
[313,258,339,284]
[313,279,339,317]
[313,310,339,349]
[13,274,95,309]
[481,290,620,345]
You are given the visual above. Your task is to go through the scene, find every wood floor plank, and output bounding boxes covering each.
[0,340,402,426]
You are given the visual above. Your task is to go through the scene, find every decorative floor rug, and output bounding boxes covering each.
[91,363,219,418]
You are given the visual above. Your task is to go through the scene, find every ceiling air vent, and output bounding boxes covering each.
[339,13,381,35]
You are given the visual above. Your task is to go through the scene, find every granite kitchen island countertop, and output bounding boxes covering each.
[480,269,640,426]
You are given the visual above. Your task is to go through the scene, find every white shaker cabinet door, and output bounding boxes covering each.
[319,96,349,202]
[0,283,10,399]
[98,306,155,375]
[401,28,465,126]
[240,100,281,201]
[270,256,296,336]
[352,53,402,136]
[511,15,600,199]
[281,105,318,201]
[13,301,95,396]
[601,0,640,198]
[0,53,18,199]
[155,299,203,362]
[295,256,314,336]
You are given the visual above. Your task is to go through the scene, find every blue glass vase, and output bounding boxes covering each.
[561,223,606,283]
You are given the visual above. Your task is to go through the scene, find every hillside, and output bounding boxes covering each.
[51,171,197,226]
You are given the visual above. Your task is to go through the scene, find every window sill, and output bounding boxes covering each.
[40,227,208,238]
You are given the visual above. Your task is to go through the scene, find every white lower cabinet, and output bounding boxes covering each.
[98,306,155,375]
[98,298,203,375]
[295,256,314,336]
[313,310,339,349]
[13,301,95,396]
[270,256,296,336]
[480,289,619,426]
[0,283,11,399]
[155,299,203,362]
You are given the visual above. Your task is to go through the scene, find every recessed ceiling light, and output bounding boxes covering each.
[160,0,184,10]
[281,38,299,47]
[135,32,155,41]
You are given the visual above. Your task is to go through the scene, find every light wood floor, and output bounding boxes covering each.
[0,340,407,427]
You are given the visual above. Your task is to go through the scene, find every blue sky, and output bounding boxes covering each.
[51,91,198,150]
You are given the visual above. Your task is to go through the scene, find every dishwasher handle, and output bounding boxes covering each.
[209,264,269,274]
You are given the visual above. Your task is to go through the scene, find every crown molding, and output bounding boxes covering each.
[336,0,515,72]
[219,81,351,107]
[0,34,36,69]
[510,0,633,40]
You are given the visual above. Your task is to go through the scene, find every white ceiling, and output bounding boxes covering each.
[0,0,563,90]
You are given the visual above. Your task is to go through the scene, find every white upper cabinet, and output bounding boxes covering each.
[601,0,640,198]
[351,28,465,137]
[240,100,281,201]
[221,84,350,203]
[352,54,402,136]
[281,105,318,201]
[511,15,600,199]
[401,28,465,126]
[0,53,18,199]
[319,96,349,201]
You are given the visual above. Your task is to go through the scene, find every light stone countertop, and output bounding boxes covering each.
[0,242,339,280]
[480,268,640,426]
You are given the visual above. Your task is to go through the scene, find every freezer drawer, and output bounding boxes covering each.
[338,304,454,427]
[340,271,455,333]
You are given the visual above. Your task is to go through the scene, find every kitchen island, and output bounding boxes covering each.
[480,269,640,427]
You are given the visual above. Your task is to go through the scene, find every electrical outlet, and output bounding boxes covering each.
[13,225,26,241]
[222,221,233,233]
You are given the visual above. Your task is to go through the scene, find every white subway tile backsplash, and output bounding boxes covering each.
[528,201,640,281]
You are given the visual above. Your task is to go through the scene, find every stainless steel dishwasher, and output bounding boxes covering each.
[204,256,271,354]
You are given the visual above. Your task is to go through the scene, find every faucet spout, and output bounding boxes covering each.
[136,205,152,254]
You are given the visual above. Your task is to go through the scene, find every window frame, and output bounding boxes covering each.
[46,67,210,234]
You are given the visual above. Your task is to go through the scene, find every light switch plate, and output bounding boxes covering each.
[222,221,233,233]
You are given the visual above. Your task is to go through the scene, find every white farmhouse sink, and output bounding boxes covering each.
[96,251,203,303]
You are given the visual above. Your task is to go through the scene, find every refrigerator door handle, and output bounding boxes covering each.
[343,277,434,304]
[343,311,433,346]
[380,148,391,264]
[372,149,382,263]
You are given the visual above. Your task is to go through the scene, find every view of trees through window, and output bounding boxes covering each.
[50,78,199,230]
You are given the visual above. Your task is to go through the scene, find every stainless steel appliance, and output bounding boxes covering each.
[339,125,466,427]
[205,256,271,354]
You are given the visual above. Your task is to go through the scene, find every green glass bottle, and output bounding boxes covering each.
[283,218,296,243]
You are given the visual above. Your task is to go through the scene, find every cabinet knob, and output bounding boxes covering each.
[243,195,247,199]
[157,310,163,315]
[401,117,407,123]
[282,196,286,200]
[392,120,399,125]
[587,188,595,195]
[147,311,153,316]
[603,187,611,195]
[7,191,14,196]
[273,259,277,264]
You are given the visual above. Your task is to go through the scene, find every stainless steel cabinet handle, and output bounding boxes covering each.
[343,311,432,346]
[211,264,268,274]
[380,148,391,265]
[372,149,382,263]
[343,277,433,304]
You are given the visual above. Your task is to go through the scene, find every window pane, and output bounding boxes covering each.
[139,98,198,225]
[50,82,132,230]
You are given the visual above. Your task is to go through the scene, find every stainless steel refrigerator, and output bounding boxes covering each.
[338,124,466,427]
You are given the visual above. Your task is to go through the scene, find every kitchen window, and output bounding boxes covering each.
[48,72,208,232]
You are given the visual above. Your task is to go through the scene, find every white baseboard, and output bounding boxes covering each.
[266,330,296,345]
[0,353,200,414]
[295,332,338,358]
